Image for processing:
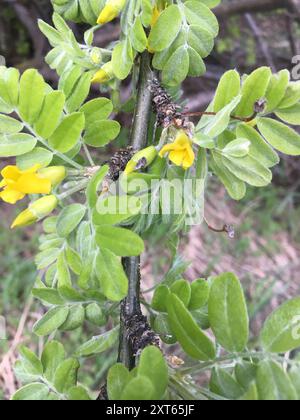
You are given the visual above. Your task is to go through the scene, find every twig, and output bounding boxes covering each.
[118,52,157,369]
[244,13,276,72]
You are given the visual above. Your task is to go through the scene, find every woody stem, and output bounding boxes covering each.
[118,51,154,369]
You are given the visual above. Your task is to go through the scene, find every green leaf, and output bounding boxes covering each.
[257,117,300,156]
[56,204,86,238]
[41,340,66,383]
[278,81,300,109]
[49,112,85,153]
[54,358,80,393]
[86,165,109,209]
[12,383,50,401]
[138,346,168,400]
[167,293,216,360]
[95,248,128,302]
[80,98,113,126]
[84,120,120,147]
[93,195,142,226]
[85,302,107,326]
[38,19,63,47]
[75,327,119,357]
[107,364,131,400]
[214,70,241,112]
[236,124,279,168]
[187,47,206,77]
[19,346,43,376]
[208,272,249,352]
[235,362,257,390]
[19,69,46,124]
[234,67,272,118]
[265,69,290,112]
[260,297,300,353]
[170,279,191,307]
[57,251,72,288]
[131,16,148,53]
[275,103,300,125]
[239,382,259,401]
[121,376,156,401]
[148,5,182,52]
[203,95,242,138]
[32,288,65,305]
[65,246,83,275]
[210,368,244,400]
[184,1,219,38]
[256,361,298,401]
[59,304,85,331]
[35,248,61,270]
[112,40,134,80]
[0,114,23,134]
[35,91,65,139]
[0,133,37,157]
[219,152,272,187]
[210,151,246,200]
[33,306,69,336]
[66,71,92,113]
[95,225,144,257]
[222,138,250,158]
[162,46,190,86]
[0,67,20,107]
[189,279,210,310]
[17,147,53,170]
[188,25,214,58]
[67,386,91,400]
[151,285,170,312]
[153,313,177,344]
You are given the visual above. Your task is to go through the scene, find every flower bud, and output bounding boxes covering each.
[11,195,58,229]
[97,0,126,25]
[38,166,66,188]
[90,48,102,65]
[91,62,114,84]
[124,146,158,175]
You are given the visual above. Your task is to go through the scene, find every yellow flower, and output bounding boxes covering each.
[11,195,58,229]
[0,165,66,205]
[97,0,126,25]
[91,62,114,84]
[159,131,195,170]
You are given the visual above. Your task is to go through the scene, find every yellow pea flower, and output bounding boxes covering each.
[159,131,195,170]
[91,61,114,84]
[97,0,126,25]
[0,165,66,205]
[11,195,58,229]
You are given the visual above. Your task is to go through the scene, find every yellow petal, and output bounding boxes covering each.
[92,69,109,84]
[0,188,25,204]
[16,174,52,194]
[11,208,36,229]
[174,132,191,149]
[97,5,118,24]
[1,165,21,181]
[169,150,186,167]
[22,164,42,174]
[159,143,176,157]
[0,179,7,188]
[183,145,195,169]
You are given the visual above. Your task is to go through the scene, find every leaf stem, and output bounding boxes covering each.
[179,351,300,376]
